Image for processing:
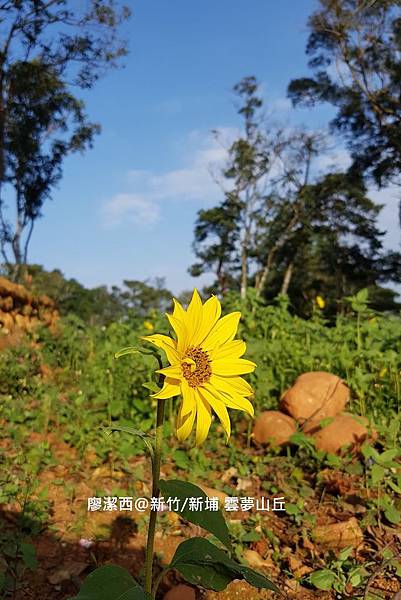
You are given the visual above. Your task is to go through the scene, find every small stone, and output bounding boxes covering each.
[313,517,363,549]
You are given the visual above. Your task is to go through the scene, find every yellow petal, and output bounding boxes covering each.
[180,378,197,417]
[177,405,196,442]
[209,339,246,360]
[192,294,222,346]
[172,298,187,321]
[152,378,181,399]
[156,364,183,379]
[204,382,254,417]
[166,313,187,353]
[202,312,241,351]
[211,374,253,397]
[220,391,254,417]
[141,333,180,365]
[195,391,212,445]
[187,289,203,339]
[212,358,256,376]
[198,386,231,440]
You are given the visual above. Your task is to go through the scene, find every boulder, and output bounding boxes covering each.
[307,412,371,453]
[280,371,349,424]
[0,296,13,311]
[0,310,14,331]
[313,517,363,549]
[252,411,297,445]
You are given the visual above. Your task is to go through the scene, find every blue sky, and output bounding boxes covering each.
[26,0,400,293]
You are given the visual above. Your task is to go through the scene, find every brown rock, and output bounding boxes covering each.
[0,310,14,331]
[21,303,33,316]
[252,411,297,445]
[280,371,349,423]
[313,517,363,549]
[163,584,196,600]
[243,549,275,571]
[47,561,88,584]
[309,413,370,453]
[288,555,313,578]
[0,296,13,311]
[14,313,29,329]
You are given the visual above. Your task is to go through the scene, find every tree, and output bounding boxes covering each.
[189,198,241,295]
[282,172,399,315]
[287,0,401,195]
[118,278,172,317]
[254,130,326,297]
[190,76,273,297]
[0,1,130,274]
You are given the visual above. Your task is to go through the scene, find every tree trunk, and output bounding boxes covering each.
[240,240,247,299]
[280,261,293,295]
[256,249,275,296]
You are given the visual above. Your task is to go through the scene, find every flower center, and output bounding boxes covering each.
[181,346,211,388]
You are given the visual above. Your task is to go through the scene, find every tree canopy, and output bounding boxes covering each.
[0,0,130,274]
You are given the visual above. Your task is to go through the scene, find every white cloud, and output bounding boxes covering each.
[102,193,160,227]
[102,130,235,228]
[370,186,400,251]
[315,148,352,172]
[270,97,292,113]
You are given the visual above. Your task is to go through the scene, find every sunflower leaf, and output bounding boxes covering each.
[159,479,232,552]
[142,381,161,393]
[101,426,154,458]
[114,346,155,359]
[169,538,279,593]
[70,565,150,599]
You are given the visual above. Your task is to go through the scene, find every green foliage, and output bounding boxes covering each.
[170,537,278,592]
[288,0,401,188]
[159,479,232,551]
[70,565,150,600]
[1,290,400,597]
[0,1,130,268]
[190,75,400,315]
[308,546,371,593]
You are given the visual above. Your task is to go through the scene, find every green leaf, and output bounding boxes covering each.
[21,542,38,570]
[361,444,380,461]
[285,503,301,515]
[236,565,278,590]
[170,538,279,593]
[142,381,160,393]
[377,448,400,466]
[241,530,262,542]
[387,480,401,494]
[338,545,353,562]
[309,569,336,591]
[384,505,400,525]
[101,426,154,458]
[172,450,190,470]
[115,346,155,359]
[371,464,386,486]
[159,479,231,551]
[70,565,150,600]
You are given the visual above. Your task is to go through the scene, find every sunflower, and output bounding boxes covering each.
[142,289,256,445]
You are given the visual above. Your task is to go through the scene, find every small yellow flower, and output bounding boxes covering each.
[143,289,256,445]
[143,321,154,331]
[316,295,325,309]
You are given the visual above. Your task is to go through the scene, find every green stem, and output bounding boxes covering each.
[144,393,166,596]
[151,567,169,598]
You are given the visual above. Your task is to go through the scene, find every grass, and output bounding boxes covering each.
[0,293,400,598]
